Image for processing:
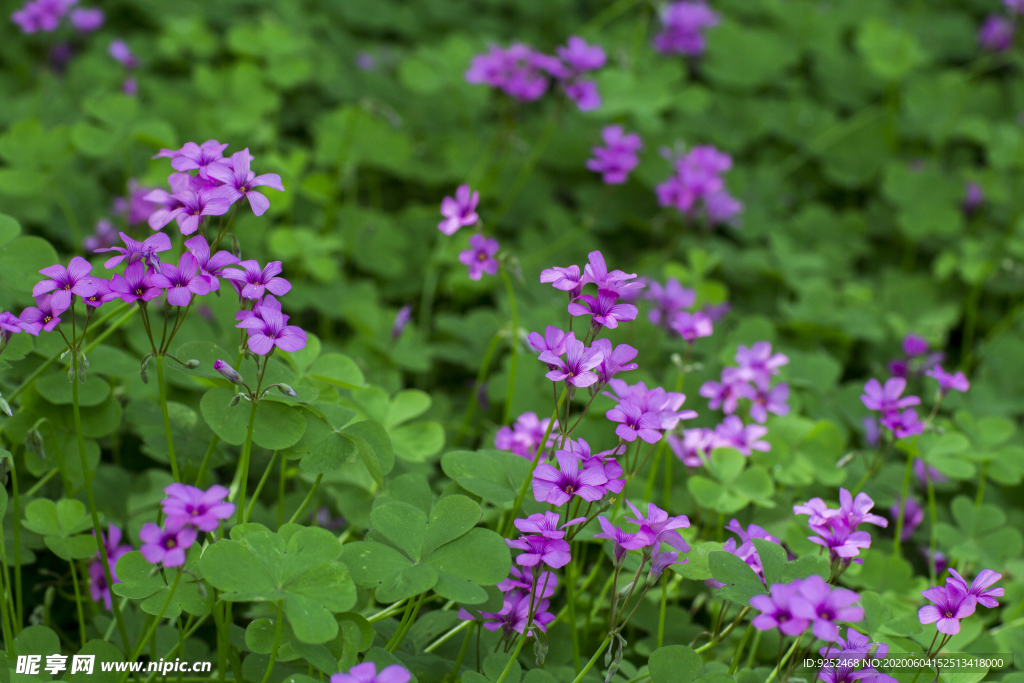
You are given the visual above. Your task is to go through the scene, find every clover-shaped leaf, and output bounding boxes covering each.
[346,494,510,604]
[112,546,212,618]
[687,449,775,513]
[21,498,97,560]
[285,402,358,475]
[936,496,1024,564]
[707,550,767,605]
[441,449,531,506]
[200,523,357,644]
[200,387,307,451]
[649,645,701,683]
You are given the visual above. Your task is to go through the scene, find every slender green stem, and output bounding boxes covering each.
[123,572,183,678]
[500,266,520,425]
[454,332,502,446]
[73,350,131,652]
[926,470,938,582]
[570,636,611,683]
[140,613,211,683]
[385,596,417,650]
[566,548,581,674]
[425,619,471,653]
[288,474,324,524]
[975,462,987,508]
[156,355,180,482]
[644,438,669,502]
[260,601,285,683]
[277,455,287,530]
[729,624,755,674]
[10,460,22,632]
[24,468,58,497]
[235,399,260,525]
[213,598,228,683]
[388,590,429,653]
[418,235,447,343]
[657,573,668,648]
[245,452,278,523]
[0,532,14,655]
[492,633,528,683]
[68,561,86,647]
[503,391,566,535]
[441,622,474,683]
[892,450,915,558]
[764,636,802,683]
[194,435,221,487]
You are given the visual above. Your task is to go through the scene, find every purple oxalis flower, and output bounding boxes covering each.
[902,334,929,357]
[391,305,412,339]
[236,306,308,355]
[569,288,638,329]
[494,411,557,458]
[539,336,603,388]
[82,278,117,308]
[652,1,720,56]
[150,253,211,306]
[963,181,984,213]
[184,235,240,291]
[166,187,235,235]
[594,516,647,565]
[925,365,970,395]
[156,140,230,178]
[207,148,284,216]
[700,367,749,415]
[69,7,103,32]
[532,450,608,507]
[459,234,500,280]
[749,383,790,423]
[581,251,643,294]
[0,311,23,344]
[33,257,98,311]
[514,511,586,540]
[861,377,920,413]
[459,588,555,638]
[506,534,571,568]
[670,310,713,341]
[624,501,691,552]
[556,35,606,74]
[607,402,663,443]
[713,416,769,455]
[527,326,570,359]
[222,260,292,300]
[979,14,1014,52]
[735,341,789,388]
[496,565,558,597]
[919,582,976,635]
[947,569,1003,609]
[794,489,888,530]
[540,265,584,299]
[791,575,864,642]
[438,184,480,235]
[586,125,642,185]
[807,519,872,563]
[162,484,235,532]
[880,408,924,439]
[109,261,163,304]
[109,39,137,68]
[95,231,172,270]
[668,428,716,467]
[18,294,66,336]
[645,278,696,327]
[330,662,411,683]
[591,339,638,384]
[139,521,197,568]
[751,581,811,636]
[889,498,923,541]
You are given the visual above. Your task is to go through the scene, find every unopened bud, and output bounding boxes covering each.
[140,354,152,385]
[185,359,201,369]
[227,395,241,408]
[67,365,76,383]
[230,235,242,260]
[0,395,11,418]
[26,429,45,460]
[214,360,244,385]
[277,383,297,397]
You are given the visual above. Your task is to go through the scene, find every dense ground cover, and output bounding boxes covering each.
[1,1,1023,683]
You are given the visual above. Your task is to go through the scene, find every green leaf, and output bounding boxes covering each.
[385,389,431,428]
[66,640,125,683]
[0,213,20,247]
[111,549,212,618]
[649,645,701,683]
[343,419,394,483]
[708,448,745,484]
[750,539,787,587]
[308,353,366,389]
[35,374,111,407]
[707,550,767,605]
[171,341,238,380]
[370,502,427,560]
[390,420,445,462]
[200,387,307,450]
[0,236,59,292]
[441,449,531,505]
[856,19,928,81]
[671,541,722,581]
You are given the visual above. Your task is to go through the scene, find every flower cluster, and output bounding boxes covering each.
[652,1,720,56]
[860,377,923,439]
[919,568,1002,635]
[597,502,690,580]
[459,565,558,638]
[330,663,411,683]
[109,39,139,94]
[466,36,606,111]
[816,630,895,683]
[751,575,864,641]
[888,333,943,379]
[140,485,234,568]
[604,379,695,444]
[587,126,643,185]
[701,341,790,424]
[494,411,558,458]
[705,520,780,589]
[794,489,886,563]
[533,440,624,506]
[657,145,743,226]
[88,525,132,610]
[11,0,102,34]
[542,251,642,331]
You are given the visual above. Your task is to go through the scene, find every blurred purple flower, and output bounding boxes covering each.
[979,14,1014,51]
[391,305,412,339]
[591,339,638,384]
[670,310,713,341]
[713,416,769,455]
[69,7,102,31]
[459,234,499,280]
[861,377,920,413]
[438,184,479,235]
[791,575,863,642]
[925,365,970,395]
[889,498,923,541]
[751,581,810,635]
[330,662,410,683]
[652,1,720,56]
[644,278,695,327]
[83,219,118,254]
[494,412,557,458]
[586,126,642,184]
[668,428,716,467]
[139,521,196,568]
[109,39,138,68]
[963,181,984,213]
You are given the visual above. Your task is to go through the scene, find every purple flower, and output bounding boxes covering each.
[705,520,780,589]
[236,306,308,355]
[184,235,240,291]
[564,79,601,111]
[156,140,230,178]
[459,588,555,638]
[514,511,586,540]
[438,184,480,235]
[161,484,235,532]
[713,416,769,455]
[704,190,744,224]
[459,234,500,280]
[652,1,720,56]
[649,550,680,582]
[207,148,284,217]
[791,575,864,642]
[82,278,117,308]
[139,521,197,568]
[591,339,638,384]
[569,288,638,329]
[669,310,713,341]
[581,251,643,294]
[947,569,1003,609]
[494,412,557,458]
[808,519,872,562]
[150,254,211,306]
[556,36,606,74]
[902,334,929,357]
[540,265,584,298]
[391,306,412,339]
[83,219,118,254]
[567,439,626,493]
[607,402,663,443]
[527,326,570,359]
[11,0,75,33]
[817,631,894,683]
[109,261,163,304]
[18,294,66,336]
[735,342,789,387]
[748,383,790,424]
[925,365,970,395]
[330,662,411,683]
[123,77,137,96]
[0,311,23,345]
[144,173,194,230]
[668,428,716,467]
[113,180,160,226]
[33,257,99,311]
[919,582,976,635]
[602,380,695,431]
[1007,0,1024,13]
[860,377,920,413]
[700,367,749,415]
[532,450,608,507]
[645,278,695,327]
[539,336,604,388]
[223,260,292,300]
[69,7,102,31]
[751,581,811,636]
[915,458,947,486]
[794,489,888,530]
[594,516,647,565]
[963,181,984,213]
[109,40,138,68]
[95,232,172,270]
[465,44,554,102]
[880,408,924,439]
[624,501,691,552]
[496,565,558,597]
[979,14,1014,52]
[506,534,571,568]
[88,525,132,610]
[164,187,236,235]
[587,126,642,184]
[214,360,244,385]
[889,498,923,542]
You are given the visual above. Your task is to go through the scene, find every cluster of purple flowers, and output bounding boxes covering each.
[465,36,606,111]
[139,484,234,569]
[11,0,102,34]
[533,439,624,505]
[918,569,1002,635]
[495,411,557,458]
[860,377,924,439]
[816,630,895,683]
[88,525,132,610]
[604,379,696,444]
[701,341,790,424]
[435,183,501,281]
[794,489,886,564]
[979,1,1022,52]
[751,575,864,641]
[108,39,139,94]
[652,1,720,56]
[330,662,411,683]
[542,251,643,330]
[596,502,690,581]
[587,126,643,185]
[656,145,743,226]
[705,520,780,589]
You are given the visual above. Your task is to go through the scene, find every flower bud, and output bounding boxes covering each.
[185,359,201,369]
[25,428,45,460]
[214,360,244,385]
[0,395,11,417]
[277,383,297,397]
[140,354,152,385]
[227,395,241,408]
